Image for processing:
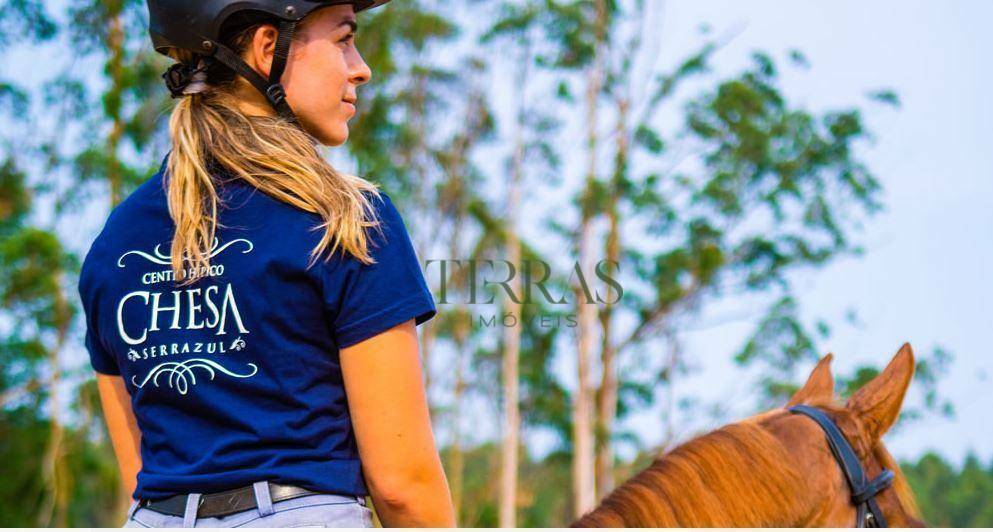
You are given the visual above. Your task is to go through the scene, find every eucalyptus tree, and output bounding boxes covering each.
[0,1,100,526]
[521,0,621,513]
[589,37,901,492]
[429,54,496,520]
[479,0,554,525]
[528,1,931,516]
[45,1,171,522]
[0,156,77,527]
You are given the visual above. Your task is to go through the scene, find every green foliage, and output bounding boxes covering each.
[735,296,818,401]
[0,158,31,231]
[0,408,124,527]
[633,124,664,154]
[0,0,967,527]
[346,0,460,194]
[736,295,954,421]
[672,51,958,422]
[868,89,901,108]
[0,0,56,48]
[902,452,993,526]
[614,49,892,394]
[0,217,78,421]
[0,228,76,323]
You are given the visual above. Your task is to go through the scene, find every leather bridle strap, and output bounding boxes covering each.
[789,405,895,527]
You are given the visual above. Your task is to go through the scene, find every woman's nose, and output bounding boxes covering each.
[350,51,372,86]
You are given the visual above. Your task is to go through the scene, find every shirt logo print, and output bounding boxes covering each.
[132,358,258,395]
[115,237,257,395]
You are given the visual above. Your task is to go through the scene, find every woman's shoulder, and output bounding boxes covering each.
[363,190,409,237]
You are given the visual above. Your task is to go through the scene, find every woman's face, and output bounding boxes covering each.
[246,4,371,146]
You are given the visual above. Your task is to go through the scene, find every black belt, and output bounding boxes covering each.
[140,482,327,519]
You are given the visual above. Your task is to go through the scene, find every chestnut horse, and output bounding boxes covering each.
[573,344,926,527]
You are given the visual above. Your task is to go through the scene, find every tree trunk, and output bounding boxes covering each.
[573,0,609,517]
[573,224,597,517]
[450,308,468,523]
[38,270,72,527]
[441,67,489,525]
[106,10,125,208]
[405,73,438,416]
[105,9,131,521]
[447,167,467,526]
[499,37,528,527]
[498,244,521,526]
[594,96,629,499]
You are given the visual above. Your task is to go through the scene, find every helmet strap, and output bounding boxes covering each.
[207,19,299,123]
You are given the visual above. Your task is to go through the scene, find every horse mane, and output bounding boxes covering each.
[573,417,815,527]
[874,440,924,522]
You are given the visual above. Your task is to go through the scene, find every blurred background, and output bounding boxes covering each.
[1,0,990,527]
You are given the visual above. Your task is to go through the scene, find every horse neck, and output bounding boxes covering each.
[573,422,818,527]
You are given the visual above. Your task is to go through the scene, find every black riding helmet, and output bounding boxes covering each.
[147,0,390,121]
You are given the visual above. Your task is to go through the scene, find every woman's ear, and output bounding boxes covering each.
[787,353,835,407]
[845,343,915,441]
[246,24,279,77]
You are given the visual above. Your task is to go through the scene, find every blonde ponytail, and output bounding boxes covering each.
[164,38,381,287]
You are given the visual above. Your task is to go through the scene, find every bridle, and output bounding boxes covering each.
[789,405,895,527]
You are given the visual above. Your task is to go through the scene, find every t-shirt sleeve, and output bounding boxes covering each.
[78,267,121,376]
[85,322,120,375]
[324,192,437,349]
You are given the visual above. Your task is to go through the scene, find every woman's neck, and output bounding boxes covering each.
[234,97,277,118]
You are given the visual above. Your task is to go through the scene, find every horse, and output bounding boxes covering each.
[572,343,926,527]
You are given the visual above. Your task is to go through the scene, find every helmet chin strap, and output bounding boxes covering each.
[206,19,299,123]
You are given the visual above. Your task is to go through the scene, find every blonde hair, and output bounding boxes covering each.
[164,23,380,287]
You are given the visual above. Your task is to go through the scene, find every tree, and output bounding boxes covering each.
[480,2,544,525]
[0,0,968,527]
[902,452,993,526]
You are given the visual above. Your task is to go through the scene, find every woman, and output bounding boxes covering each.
[77,0,455,527]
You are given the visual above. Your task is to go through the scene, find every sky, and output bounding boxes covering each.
[7,0,989,467]
[609,0,993,463]
[439,0,992,465]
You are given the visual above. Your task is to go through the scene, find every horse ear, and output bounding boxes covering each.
[787,353,835,407]
[846,343,915,441]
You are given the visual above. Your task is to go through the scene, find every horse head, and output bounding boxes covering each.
[762,343,926,526]
[573,343,926,527]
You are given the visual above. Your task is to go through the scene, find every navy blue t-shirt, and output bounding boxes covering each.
[77,161,436,500]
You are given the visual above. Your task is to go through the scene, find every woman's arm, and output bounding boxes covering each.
[340,319,456,527]
[95,373,142,500]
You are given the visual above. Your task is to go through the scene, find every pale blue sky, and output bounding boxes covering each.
[7,0,988,466]
[613,0,993,463]
[447,0,992,464]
